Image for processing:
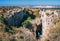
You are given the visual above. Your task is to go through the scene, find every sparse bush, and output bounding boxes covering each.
[22,20,32,30]
[27,16,32,20]
[0,22,6,32]
[0,14,7,25]
[52,17,60,24]
[46,13,50,16]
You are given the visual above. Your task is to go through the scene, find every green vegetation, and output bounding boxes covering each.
[0,14,7,32]
[0,14,7,25]
[27,16,32,20]
[22,20,32,30]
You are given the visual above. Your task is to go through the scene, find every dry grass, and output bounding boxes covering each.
[0,26,37,41]
[39,22,60,41]
[0,32,10,41]
[9,27,37,41]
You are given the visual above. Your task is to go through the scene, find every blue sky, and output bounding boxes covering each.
[0,0,60,6]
